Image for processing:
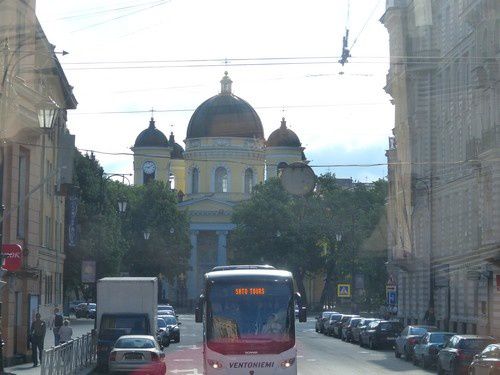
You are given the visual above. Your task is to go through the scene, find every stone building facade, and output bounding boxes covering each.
[383,0,499,336]
[0,0,77,363]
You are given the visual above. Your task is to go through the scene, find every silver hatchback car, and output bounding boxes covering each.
[108,335,166,375]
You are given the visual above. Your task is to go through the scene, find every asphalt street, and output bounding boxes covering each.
[88,314,434,375]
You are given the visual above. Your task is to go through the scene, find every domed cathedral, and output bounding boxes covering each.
[131,72,306,303]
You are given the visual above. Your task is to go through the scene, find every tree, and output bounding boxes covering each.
[230,178,323,303]
[122,181,191,283]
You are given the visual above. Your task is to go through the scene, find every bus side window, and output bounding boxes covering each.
[195,295,204,323]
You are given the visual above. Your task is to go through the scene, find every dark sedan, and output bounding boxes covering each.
[342,317,362,342]
[413,331,455,369]
[333,314,359,338]
[315,311,337,334]
[469,343,500,375]
[351,318,379,344]
[161,315,181,343]
[360,320,403,349]
[394,325,437,361]
[324,313,343,336]
[437,335,495,375]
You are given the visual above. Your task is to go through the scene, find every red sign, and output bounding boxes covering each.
[2,244,23,271]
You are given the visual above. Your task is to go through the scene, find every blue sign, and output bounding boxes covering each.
[387,291,397,305]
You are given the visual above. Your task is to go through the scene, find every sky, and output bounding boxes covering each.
[37,0,393,182]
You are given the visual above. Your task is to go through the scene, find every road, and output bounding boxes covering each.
[87,314,433,374]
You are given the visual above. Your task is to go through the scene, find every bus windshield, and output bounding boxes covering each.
[206,278,294,354]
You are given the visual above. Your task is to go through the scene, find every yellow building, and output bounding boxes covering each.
[0,0,77,364]
[132,73,305,302]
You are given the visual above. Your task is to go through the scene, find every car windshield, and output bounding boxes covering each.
[410,327,428,335]
[163,316,177,325]
[322,312,334,319]
[330,314,342,321]
[115,338,155,349]
[157,319,166,328]
[460,339,495,350]
[430,333,454,343]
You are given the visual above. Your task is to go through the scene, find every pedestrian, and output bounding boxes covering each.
[59,319,73,344]
[30,313,46,367]
[49,308,64,346]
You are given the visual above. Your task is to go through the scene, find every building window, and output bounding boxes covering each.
[169,173,175,189]
[44,274,53,304]
[17,150,28,238]
[191,168,199,194]
[55,273,62,305]
[244,168,254,194]
[215,167,228,193]
[45,216,52,248]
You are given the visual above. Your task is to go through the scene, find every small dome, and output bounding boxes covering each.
[134,117,169,147]
[267,118,302,147]
[186,72,264,139]
[169,132,184,159]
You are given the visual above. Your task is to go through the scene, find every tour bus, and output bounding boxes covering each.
[195,265,307,375]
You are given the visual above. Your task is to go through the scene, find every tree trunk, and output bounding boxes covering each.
[319,261,335,308]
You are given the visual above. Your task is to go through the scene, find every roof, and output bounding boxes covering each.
[169,132,184,159]
[205,268,292,280]
[186,72,264,139]
[134,118,169,148]
[267,118,302,147]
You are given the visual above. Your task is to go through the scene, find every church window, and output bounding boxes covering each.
[244,168,254,194]
[169,173,175,190]
[215,167,228,193]
[192,168,199,194]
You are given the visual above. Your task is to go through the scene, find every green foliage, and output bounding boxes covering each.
[64,152,190,301]
[231,174,388,310]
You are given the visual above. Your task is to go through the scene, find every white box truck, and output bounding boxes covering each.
[96,277,158,370]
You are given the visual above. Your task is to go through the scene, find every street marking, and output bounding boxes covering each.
[177,345,200,349]
[173,359,194,362]
[359,351,370,354]
[306,359,317,362]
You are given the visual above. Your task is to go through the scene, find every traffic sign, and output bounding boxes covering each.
[2,244,22,271]
[386,284,397,293]
[337,283,351,298]
[387,291,397,305]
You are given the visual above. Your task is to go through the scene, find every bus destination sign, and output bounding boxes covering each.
[234,287,265,296]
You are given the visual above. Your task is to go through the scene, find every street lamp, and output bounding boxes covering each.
[117,200,127,214]
[143,230,151,240]
[336,233,342,242]
[169,227,174,235]
[37,96,59,130]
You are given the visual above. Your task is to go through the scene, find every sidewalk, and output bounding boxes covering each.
[4,363,94,375]
[4,317,95,375]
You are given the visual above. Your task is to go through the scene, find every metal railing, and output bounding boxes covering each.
[41,332,96,375]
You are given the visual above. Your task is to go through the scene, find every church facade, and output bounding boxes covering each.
[132,73,306,303]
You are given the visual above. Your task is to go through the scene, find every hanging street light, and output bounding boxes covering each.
[143,230,151,240]
[117,200,127,214]
[37,96,59,130]
[336,233,342,242]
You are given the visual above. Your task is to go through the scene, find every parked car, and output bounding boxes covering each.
[394,325,437,360]
[351,318,379,344]
[413,331,455,369]
[158,304,176,317]
[342,317,362,342]
[69,300,86,314]
[359,320,403,349]
[108,335,166,375]
[315,311,337,333]
[468,343,500,375]
[324,313,342,336]
[75,303,97,318]
[333,315,359,338]
[437,335,495,375]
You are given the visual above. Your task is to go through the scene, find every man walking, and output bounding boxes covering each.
[30,313,46,367]
[49,308,63,346]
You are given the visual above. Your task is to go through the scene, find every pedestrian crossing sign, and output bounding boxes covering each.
[337,283,351,298]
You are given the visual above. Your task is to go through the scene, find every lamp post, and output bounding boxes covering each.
[143,230,151,241]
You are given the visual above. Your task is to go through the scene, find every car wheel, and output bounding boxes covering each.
[422,356,430,370]
[404,347,412,361]
[412,354,419,366]
[394,348,401,358]
[369,339,376,350]
[450,360,459,375]
[175,335,180,343]
[437,362,445,375]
